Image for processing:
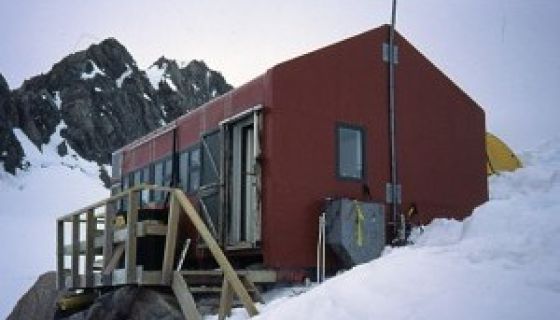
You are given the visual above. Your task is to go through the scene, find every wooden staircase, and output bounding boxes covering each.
[172,270,268,320]
[56,185,272,319]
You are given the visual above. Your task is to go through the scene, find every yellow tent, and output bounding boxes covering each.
[486,132,522,175]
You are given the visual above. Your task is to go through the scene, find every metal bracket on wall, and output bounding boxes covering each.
[385,183,402,204]
[382,43,399,64]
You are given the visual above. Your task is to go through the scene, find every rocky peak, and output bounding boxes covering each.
[0,38,232,181]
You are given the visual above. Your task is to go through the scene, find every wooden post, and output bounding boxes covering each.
[103,201,115,285]
[56,219,65,290]
[218,277,234,320]
[125,190,139,284]
[161,193,180,285]
[85,209,95,287]
[172,271,201,320]
[71,214,80,288]
[173,190,259,316]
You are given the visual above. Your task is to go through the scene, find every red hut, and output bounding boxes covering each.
[111,25,488,278]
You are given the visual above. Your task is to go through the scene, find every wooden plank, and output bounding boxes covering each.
[103,243,125,276]
[56,220,65,290]
[161,194,180,285]
[218,277,234,320]
[71,214,80,288]
[242,276,264,304]
[173,190,259,316]
[103,201,115,285]
[125,190,139,284]
[171,271,201,320]
[85,209,95,287]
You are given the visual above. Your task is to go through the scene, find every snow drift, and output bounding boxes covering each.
[211,138,560,320]
[2,137,559,319]
[0,128,107,319]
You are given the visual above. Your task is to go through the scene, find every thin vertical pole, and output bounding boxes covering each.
[56,220,65,290]
[85,209,95,287]
[71,214,80,288]
[125,190,139,283]
[388,0,402,242]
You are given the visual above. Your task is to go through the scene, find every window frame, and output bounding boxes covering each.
[335,122,366,181]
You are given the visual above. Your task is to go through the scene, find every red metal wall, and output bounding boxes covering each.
[261,26,487,269]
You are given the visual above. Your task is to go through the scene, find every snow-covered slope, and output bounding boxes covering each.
[212,139,560,320]
[3,136,559,319]
[0,129,108,319]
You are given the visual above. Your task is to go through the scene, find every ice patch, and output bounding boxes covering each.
[115,64,133,88]
[11,122,99,181]
[53,91,62,109]
[80,60,106,80]
[146,63,166,90]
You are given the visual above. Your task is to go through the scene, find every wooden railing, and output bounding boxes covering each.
[56,184,258,318]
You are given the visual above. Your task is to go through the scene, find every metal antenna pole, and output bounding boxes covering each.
[388,0,402,242]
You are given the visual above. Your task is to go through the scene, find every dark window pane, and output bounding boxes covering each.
[338,126,364,179]
[179,152,189,192]
[164,158,173,186]
[133,170,142,186]
[189,147,201,192]
[154,162,164,201]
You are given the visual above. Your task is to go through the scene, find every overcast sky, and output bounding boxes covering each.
[1,0,558,151]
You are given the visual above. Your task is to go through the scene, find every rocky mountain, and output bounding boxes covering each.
[0,38,232,181]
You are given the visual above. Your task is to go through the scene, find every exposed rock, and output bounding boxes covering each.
[7,272,60,320]
[0,38,232,175]
[151,57,233,121]
[65,286,183,320]
[0,73,24,174]
[6,272,183,320]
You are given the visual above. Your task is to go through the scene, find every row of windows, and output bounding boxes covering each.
[119,146,202,209]
[116,124,364,211]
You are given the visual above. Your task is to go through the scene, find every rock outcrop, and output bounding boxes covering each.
[0,38,232,175]
[6,272,183,320]
[6,272,60,320]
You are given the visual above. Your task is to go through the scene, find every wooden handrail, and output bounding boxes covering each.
[172,190,259,316]
[57,184,175,221]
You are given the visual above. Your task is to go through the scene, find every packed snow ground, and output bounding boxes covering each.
[0,127,107,319]
[207,138,560,320]
[1,137,559,319]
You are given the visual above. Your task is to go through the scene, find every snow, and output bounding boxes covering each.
[0,122,107,318]
[143,93,152,101]
[80,60,106,80]
[146,62,178,91]
[115,64,133,88]
[53,91,62,109]
[2,135,559,319]
[208,139,560,320]
[94,87,102,92]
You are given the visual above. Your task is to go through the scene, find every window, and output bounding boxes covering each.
[189,147,201,192]
[154,161,165,201]
[179,151,189,192]
[164,158,173,187]
[141,165,152,203]
[133,170,142,186]
[337,125,364,180]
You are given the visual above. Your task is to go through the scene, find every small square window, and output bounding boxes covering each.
[337,125,364,180]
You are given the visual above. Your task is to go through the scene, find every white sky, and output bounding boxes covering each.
[0,0,559,150]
